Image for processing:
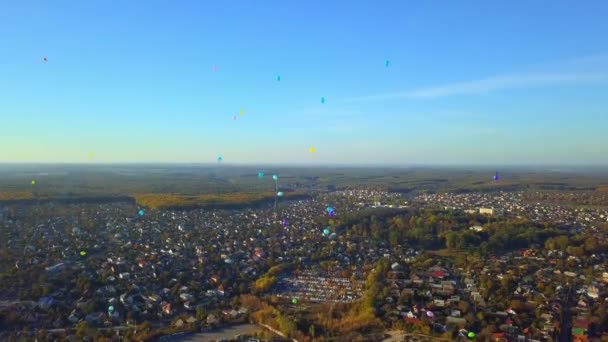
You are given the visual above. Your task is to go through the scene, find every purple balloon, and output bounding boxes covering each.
[282,219,288,227]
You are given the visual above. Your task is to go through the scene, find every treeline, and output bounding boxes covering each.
[336,208,573,255]
[0,192,34,201]
[253,263,295,294]
[134,192,309,210]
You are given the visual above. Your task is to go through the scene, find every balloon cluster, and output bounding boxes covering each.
[323,206,336,237]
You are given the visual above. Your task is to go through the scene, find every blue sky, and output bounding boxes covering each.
[1,0,607,165]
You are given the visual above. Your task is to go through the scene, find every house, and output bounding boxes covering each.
[446,316,466,327]
[38,297,55,310]
[433,299,445,307]
[162,302,172,315]
[179,293,194,302]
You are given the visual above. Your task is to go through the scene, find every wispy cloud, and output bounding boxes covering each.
[569,53,608,67]
[341,71,608,102]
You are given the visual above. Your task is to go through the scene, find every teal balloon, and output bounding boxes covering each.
[323,228,330,236]
[272,174,278,181]
[258,172,264,178]
[277,192,284,197]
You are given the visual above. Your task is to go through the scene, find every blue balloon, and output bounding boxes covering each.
[138,210,144,216]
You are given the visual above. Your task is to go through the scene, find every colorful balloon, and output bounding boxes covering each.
[282,219,288,227]
[328,211,336,218]
[493,171,499,182]
[292,298,297,304]
[31,180,36,185]
[232,115,237,120]
[321,97,325,104]
[258,172,264,178]
[43,57,47,62]
[239,109,244,115]
[323,228,330,236]
[277,191,284,197]
[326,206,333,213]
[217,156,223,163]
[309,147,315,153]
[80,251,87,256]
[108,305,114,312]
[272,174,278,181]
[138,210,144,216]
[277,75,281,82]
[385,60,390,67]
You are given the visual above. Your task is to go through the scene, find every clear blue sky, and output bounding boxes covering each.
[1,0,607,165]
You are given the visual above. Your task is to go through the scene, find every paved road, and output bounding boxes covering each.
[160,324,261,342]
[559,284,574,342]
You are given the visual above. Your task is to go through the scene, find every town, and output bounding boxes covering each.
[0,187,607,341]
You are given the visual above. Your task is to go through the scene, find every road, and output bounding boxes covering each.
[559,283,574,342]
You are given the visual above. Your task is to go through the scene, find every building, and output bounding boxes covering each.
[480,207,504,216]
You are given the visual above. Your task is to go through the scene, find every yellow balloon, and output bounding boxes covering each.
[240,109,244,115]
[89,153,94,158]
[31,180,36,185]
[309,147,315,153]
